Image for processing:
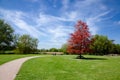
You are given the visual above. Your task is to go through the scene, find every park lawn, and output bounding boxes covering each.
[15,55,120,80]
[0,54,38,65]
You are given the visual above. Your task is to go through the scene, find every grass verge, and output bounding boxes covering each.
[0,54,39,65]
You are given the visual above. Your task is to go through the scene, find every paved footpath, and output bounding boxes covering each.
[0,56,41,80]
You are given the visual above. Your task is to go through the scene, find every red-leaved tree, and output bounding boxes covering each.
[67,20,91,58]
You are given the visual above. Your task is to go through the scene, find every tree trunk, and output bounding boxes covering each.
[80,54,82,59]
[76,53,84,59]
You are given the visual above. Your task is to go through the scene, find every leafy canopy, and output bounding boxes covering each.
[67,20,91,55]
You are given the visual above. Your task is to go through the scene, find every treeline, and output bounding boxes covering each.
[0,19,38,54]
[39,48,62,52]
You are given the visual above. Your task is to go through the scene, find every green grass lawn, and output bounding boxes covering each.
[0,54,38,65]
[15,55,120,80]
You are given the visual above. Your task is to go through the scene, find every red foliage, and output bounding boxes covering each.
[67,20,91,55]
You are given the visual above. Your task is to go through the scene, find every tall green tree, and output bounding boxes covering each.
[90,35,113,55]
[17,34,38,54]
[0,19,14,51]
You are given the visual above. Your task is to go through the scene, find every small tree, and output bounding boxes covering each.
[17,34,38,54]
[49,48,58,52]
[61,43,68,54]
[67,20,91,58]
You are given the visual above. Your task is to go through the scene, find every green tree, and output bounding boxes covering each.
[0,19,14,51]
[39,48,48,52]
[49,48,58,52]
[17,34,38,54]
[113,44,120,54]
[61,43,68,54]
[12,34,20,49]
[90,35,113,55]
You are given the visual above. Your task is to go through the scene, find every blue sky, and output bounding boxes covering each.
[0,0,120,49]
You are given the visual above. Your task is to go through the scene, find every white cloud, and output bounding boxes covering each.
[62,11,79,22]
[0,8,46,38]
[12,18,46,38]
[62,0,69,11]
[89,10,111,22]
[48,26,72,41]
[36,12,77,26]
[86,19,98,35]
[35,13,74,48]
[36,13,62,26]
[86,10,111,35]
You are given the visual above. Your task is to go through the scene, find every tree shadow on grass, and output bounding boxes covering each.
[76,56,107,60]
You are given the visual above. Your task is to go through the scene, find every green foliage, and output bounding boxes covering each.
[15,55,120,80]
[17,34,38,54]
[38,48,62,53]
[39,48,48,52]
[49,48,58,52]
[13,48,21,54]
[61,43,68,54]
[0,19,39,54]
[113,44,120,54]
[12,34,20,49]
[90,35,113,55]
[0,19,14,51]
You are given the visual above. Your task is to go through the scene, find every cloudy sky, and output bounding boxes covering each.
[0,0,120,49]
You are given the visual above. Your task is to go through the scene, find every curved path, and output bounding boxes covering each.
[0,56,41,80]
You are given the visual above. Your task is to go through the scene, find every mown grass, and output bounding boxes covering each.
[0,54,39,65]
[15,55,120,80]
